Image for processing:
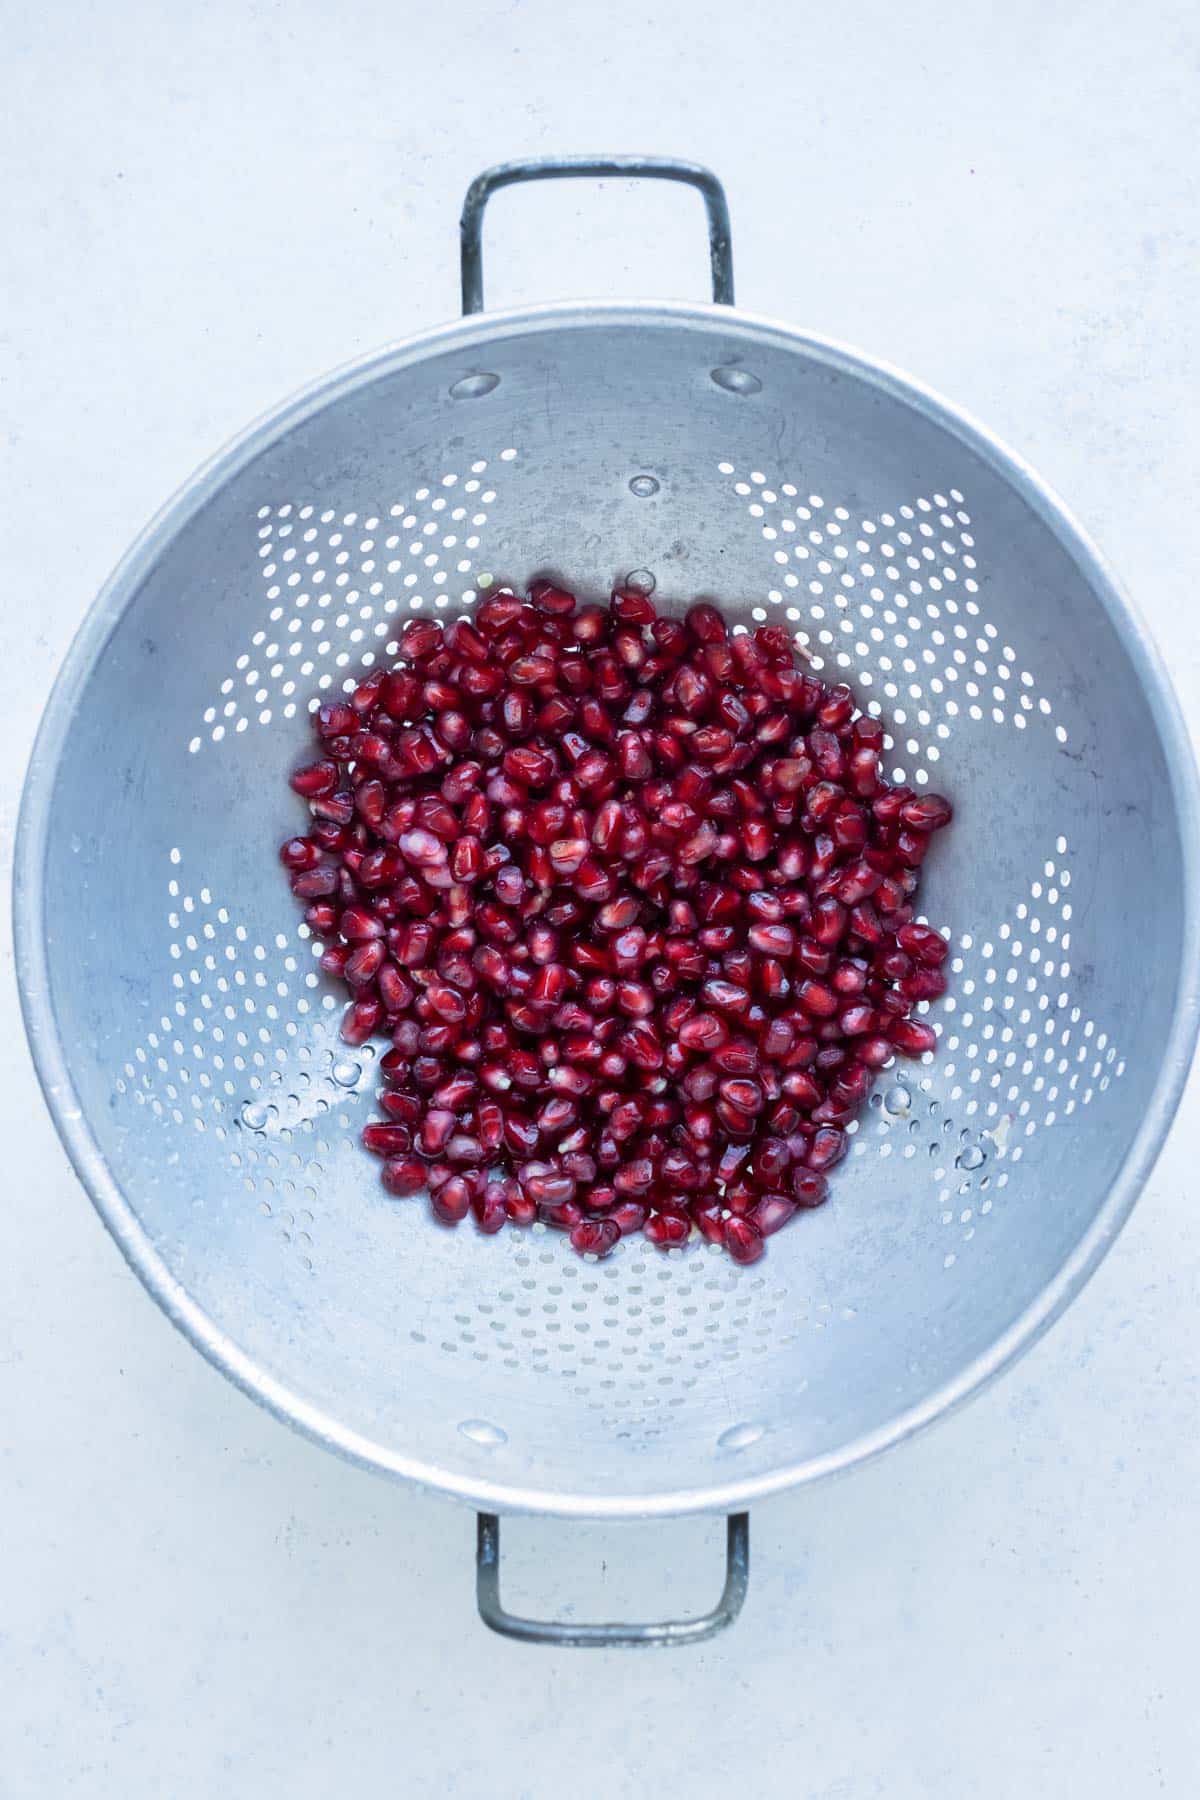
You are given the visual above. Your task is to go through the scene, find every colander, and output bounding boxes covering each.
[15,158,1200,1647]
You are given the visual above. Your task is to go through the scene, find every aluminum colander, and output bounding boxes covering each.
[15,158,1200,1647]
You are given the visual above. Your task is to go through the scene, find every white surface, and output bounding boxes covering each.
[3,2,1199,1793]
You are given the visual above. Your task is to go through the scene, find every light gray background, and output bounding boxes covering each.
[4,2,1198,1794]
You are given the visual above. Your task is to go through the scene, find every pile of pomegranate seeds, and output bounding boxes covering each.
[281,581,952,1264]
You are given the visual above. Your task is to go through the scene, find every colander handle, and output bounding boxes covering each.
[475,1510,750,1647]
[459,156,735,315]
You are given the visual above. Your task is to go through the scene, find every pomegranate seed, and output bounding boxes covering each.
[505,1189,538,1227]
[570,1218,620,1258]
[431,1178,472,1224]
[748,921,795,957]
[344,940,385,986]
[361,1120,411,1156]
[752,1193,797,1237]
[341,997,382,1045]
[903,966,948,1001]
[381,1156,425,1197]
[290,760,338,798]
[807,1127,847,1171]
[686,602,727,644]
[279,835,322,870]
[723,1217,764,1264]
[644,1212,691,1249]
[890,1017,938,1056]
[471,1188,509,1233]
[897,922,949,966]
[900,794,953,832]
[791,1168,829,1207]
[611,1201,648,1236]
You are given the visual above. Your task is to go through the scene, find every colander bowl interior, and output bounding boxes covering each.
[16,302,1199,1515]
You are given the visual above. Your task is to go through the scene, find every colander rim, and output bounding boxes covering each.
[15,297,1200,1518]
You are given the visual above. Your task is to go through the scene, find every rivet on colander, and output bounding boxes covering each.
[448,372,501,400]
[717,1422,766,1452]
[710,366,762,395]
[458,1419,508,1447]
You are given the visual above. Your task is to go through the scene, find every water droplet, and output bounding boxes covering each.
[331,1058,361,1088]
[629,474,660,498]
[458,1418,507,1447]
[240,1099,270,1131]
[956,1143,986,1171]
[884,1084,910,1116]
[717,1421,766,1452]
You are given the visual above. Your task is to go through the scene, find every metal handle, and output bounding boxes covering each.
[459,156,735,315]
[475,1511,749,1648]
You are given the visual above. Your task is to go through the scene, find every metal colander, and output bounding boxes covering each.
[16,159,1200,1645]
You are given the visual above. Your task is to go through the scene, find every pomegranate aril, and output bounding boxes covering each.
[807,1127,847,1171]
[471,1188,509,1234]
[723,1216,764,1264]
[897,922,949,966]
[345,940,386,986]
[279,835,323,871]
[900,793,953,832]
[902,966,948,1001]
[538,1198,584,1230]
[381,1156,425,1197]
[341,997,382,1045]
[431,1178,472,1225]
[644,1211,691,1249]
[890,1017,938,1056]
[792,1167,829,1208]
[360,1121,411,1157]
[569,1218,620,1258]
[290,760,339,798]
[317,700,358,739]
[752,1193,797,1237]
[505,1189,538,1228]
[290,864,339,900]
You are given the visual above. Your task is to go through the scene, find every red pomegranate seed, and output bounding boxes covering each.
[290,760,338,798]
[897,922,949,966]
[361,1120,412,1156]
[570,1218,620,1258]
[342,997,382,1045]
[279,835,322,870]
[791,1168,829,1208]
[890,1018,938,1056]
[900,794,953,832]
[723,1216,764,1264]
[807,1127,847,1171]
[431,1178,472,1224]
[752,1193,797,1237]
[533,1197,581,1231]
[381,1156,425,1197]
[797,979,838,1018]
[644,1211,691,1249]
[530,579,577,616]
[505,1189,538,1227]
[609,1201,647,1236]
[902,967,948,1001]
[471,1188,508,1234]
